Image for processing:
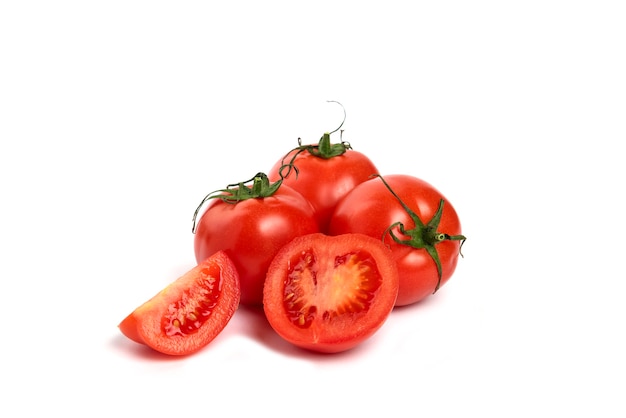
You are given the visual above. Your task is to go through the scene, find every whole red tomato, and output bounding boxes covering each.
[267,132,378,232]
[328,174,466,306]
[193,173,319,306]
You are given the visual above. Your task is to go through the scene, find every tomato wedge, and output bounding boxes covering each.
[263,233,399,353]
[119,251,240,356]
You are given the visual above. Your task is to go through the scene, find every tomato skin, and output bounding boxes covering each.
[194,185,319,306]
[118,251,240,356]
[267,148,378,232]
[263,233,399,353]
[328,174,464,306]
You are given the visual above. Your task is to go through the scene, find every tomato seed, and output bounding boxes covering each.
[163,275,223,336]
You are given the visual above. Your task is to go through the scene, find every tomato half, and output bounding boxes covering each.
[328,174,466,306]
[267,133,379,232]
[193,174,319,306]
[118,251,240,356]
[263,233,399,353]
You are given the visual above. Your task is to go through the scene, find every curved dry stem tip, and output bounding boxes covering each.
[326,100,346,134]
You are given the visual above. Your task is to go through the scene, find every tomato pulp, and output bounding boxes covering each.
[119,251,240,356]
[263,233,399,353]
[329,174,465,306]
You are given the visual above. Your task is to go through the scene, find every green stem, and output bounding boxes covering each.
[192,173,282,233]
[375,174,467,293]
[277,101,352,179]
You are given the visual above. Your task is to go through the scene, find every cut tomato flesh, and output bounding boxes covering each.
[263,233,399,353]
[283,249,383,329]
[163,266,222,337]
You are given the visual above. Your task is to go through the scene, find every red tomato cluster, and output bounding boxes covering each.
[119,111,466,356]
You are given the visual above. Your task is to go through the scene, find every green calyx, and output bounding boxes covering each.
[192,172,282,233]
[308,131,351,159]
[277,101,352,179]
[375,174,467,293]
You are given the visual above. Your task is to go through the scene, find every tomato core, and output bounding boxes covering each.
[162,268,222,337]
[283,249,383,329]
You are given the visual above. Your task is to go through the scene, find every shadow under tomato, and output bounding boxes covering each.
[110,334,186,362]
[234,305,375,361]
[231,305,296,353]
[401,286,451,309]
[391,292,443,314]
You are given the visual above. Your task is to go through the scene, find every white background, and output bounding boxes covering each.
[2,1,625,416]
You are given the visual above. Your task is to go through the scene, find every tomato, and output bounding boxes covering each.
[328,174,466,306]
[267,132,378,232]
[118,251,240,356]
[263,233,399,353]
[193,173,319,306]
